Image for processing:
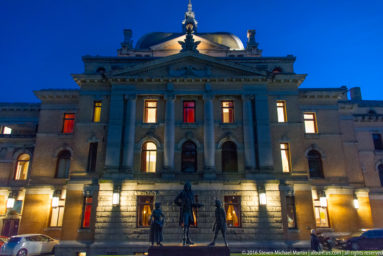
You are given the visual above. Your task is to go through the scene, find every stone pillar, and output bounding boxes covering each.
[254,93,273,169]
[163,94,175,177]
[105,91,124,171]
[242,95,256,170]
[203,94,216,178]
[122,94,136,172]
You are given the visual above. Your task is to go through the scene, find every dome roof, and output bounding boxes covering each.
[135,32,244,50]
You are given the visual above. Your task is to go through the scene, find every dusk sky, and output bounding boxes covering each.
[1,0,382,102]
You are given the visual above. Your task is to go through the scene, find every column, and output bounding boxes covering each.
[105,91,124,171]
[122,94,136,172]
[163,94,175,174]
[203,94,216,177]
[255,92,273,168]
[242,95,256,170]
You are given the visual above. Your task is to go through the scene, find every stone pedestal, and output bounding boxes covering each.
[148,246,230,256]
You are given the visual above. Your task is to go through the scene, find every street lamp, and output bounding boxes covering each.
[353,194,359,209]
[319,191,327,207]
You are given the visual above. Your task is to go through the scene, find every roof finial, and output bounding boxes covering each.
[182,0,198,33]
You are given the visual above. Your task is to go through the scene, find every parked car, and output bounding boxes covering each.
[345,229,383,250]
[0,234,58,256]
[0,237,8,248]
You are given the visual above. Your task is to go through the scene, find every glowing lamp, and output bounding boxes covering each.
[6,198,15,209]
[259,192,267,205]
[353,195,360,209]
[320,196,327,207]
[112,192,120,206]
[52,196,59,207]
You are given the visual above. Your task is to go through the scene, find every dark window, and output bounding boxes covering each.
[183,101,195,123]
[182,141,197,173]
[308,150,324,178]
[286,196,297,229]
[62,113,75,134]
[378,164,383,187]
[222,141,238,172]
[137,196,153,227]
[224,196,241,228]
[55,150,71,178]
[373,134,383,150]
[81,196,93,228]
[87,142,98,172]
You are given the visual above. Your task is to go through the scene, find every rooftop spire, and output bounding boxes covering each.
[182,0,198,33]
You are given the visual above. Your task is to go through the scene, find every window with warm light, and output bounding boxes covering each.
[93,101,102,122]
[62,113,75,134]
[50,198,65,227]
[191,195,199,228]
[137,196,153,227]
[224,196,241,228]
[55,150,71,178]
[144,100,157,123]
[286,196,297,229]
[81,196,93,228]
[87,142,98,173]
[314,200,329,227]
[15,154,30,180]
[141,142,157,173]
[280,143,291,173]
[222,101,234,123]
[304,113,317,134]
[276,101,287,123]
[1,126,12,135]
[183,101,196,123]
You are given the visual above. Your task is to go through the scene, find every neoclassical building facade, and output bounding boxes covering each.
[0,2,382,255]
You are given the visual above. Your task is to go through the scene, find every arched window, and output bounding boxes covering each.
[222,141,238,172]
[378,164,383,187]
[15,154,30,180]
[56,150,71,178]
[141,142,157,173]
[308,150,324,178]
[182,141,197,173]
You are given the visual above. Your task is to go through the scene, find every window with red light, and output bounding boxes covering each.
[183,101,195,123]
[62,113,75,133]
[222,101,234,123]
[81,196,93,228]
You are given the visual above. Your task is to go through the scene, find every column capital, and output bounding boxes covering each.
[241,94,254,101]
[164,93,175,100]
[124,94,137,100]
[203,93,214,100]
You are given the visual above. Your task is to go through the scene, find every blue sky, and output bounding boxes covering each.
[0,0,382,102]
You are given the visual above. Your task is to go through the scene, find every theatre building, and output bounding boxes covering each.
[0,2,382,255]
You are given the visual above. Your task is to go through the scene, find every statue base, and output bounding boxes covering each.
[148,245,230,256]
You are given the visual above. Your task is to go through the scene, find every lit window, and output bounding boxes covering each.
[15,154,30,180]
[222,101,234,123]
[280,143,291,173]
[1,126,12,135]
[50,199,65,227]
[137,196,153,227]
[81,196,93,228]
[224,196,241,228]
[93,101,102,122]
[304,113,317,134]
[141,142,157,173]
[87,143,98,173]
[276,101,287,123]
[183,101,195,123]
[286,196,297,229]
[62,113,75,133]
[372,133,383,150]
[314,200,329,227]
[56,150,71,178]
[144,100,157,123]
[191,195,199,228]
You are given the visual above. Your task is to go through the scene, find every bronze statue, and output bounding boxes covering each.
[174,182,203,246]
[149,202,165,246]
[208,199,228,247]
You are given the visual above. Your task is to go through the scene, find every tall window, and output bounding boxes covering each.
[141,142,157,173]
[224,196,241,228]
[286,195,297,229]
[55,150,71,178]
[372,133,383,150]
[15,154,30,180]
[308,150,324,178]
[62,113,75,134]
[50,199,65,227]
[144,100,157,123]
[87,142,98,173]
[182,141,197,173]
[222,141,238,172]
[304,113,317,134]
[314,200,329,227]
[93,101,102,122]
[0,126,12,135]
[276,101,287,123]
[378,164,383,187]
[222,101,234,123]
[280,143,291,173]
[81,196,93,229]
[183,101,196,123]
[137,196,153,227]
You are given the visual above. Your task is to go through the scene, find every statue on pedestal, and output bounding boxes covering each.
[149,202,165,246]
[208,199,228,247]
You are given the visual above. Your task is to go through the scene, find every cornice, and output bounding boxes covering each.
[33,89,80,101]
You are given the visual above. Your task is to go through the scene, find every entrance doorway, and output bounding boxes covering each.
[1,219,19,237]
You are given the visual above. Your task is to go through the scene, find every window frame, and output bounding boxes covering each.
[276,101,287,123]
[221,101,234,124]
[144,100,158,124]
[55,150,71,178]
[181,141,197,173]
[87,142,98,173]
[313,200,330,228]
[137,195,154,228]
[62,113,75,134]
[14,154,30,181]
[221,141,238,172]
[183,101,196,123]
[286,195,298,229]
[140,142,157,173]
[280,143,292,173]
[307,150,324,178]
[49,198,65,227]
[81,196,93,229]
[92,101,102,123]
[372,133,383,150]
[224,196,241,228]
[303,112,318,134]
